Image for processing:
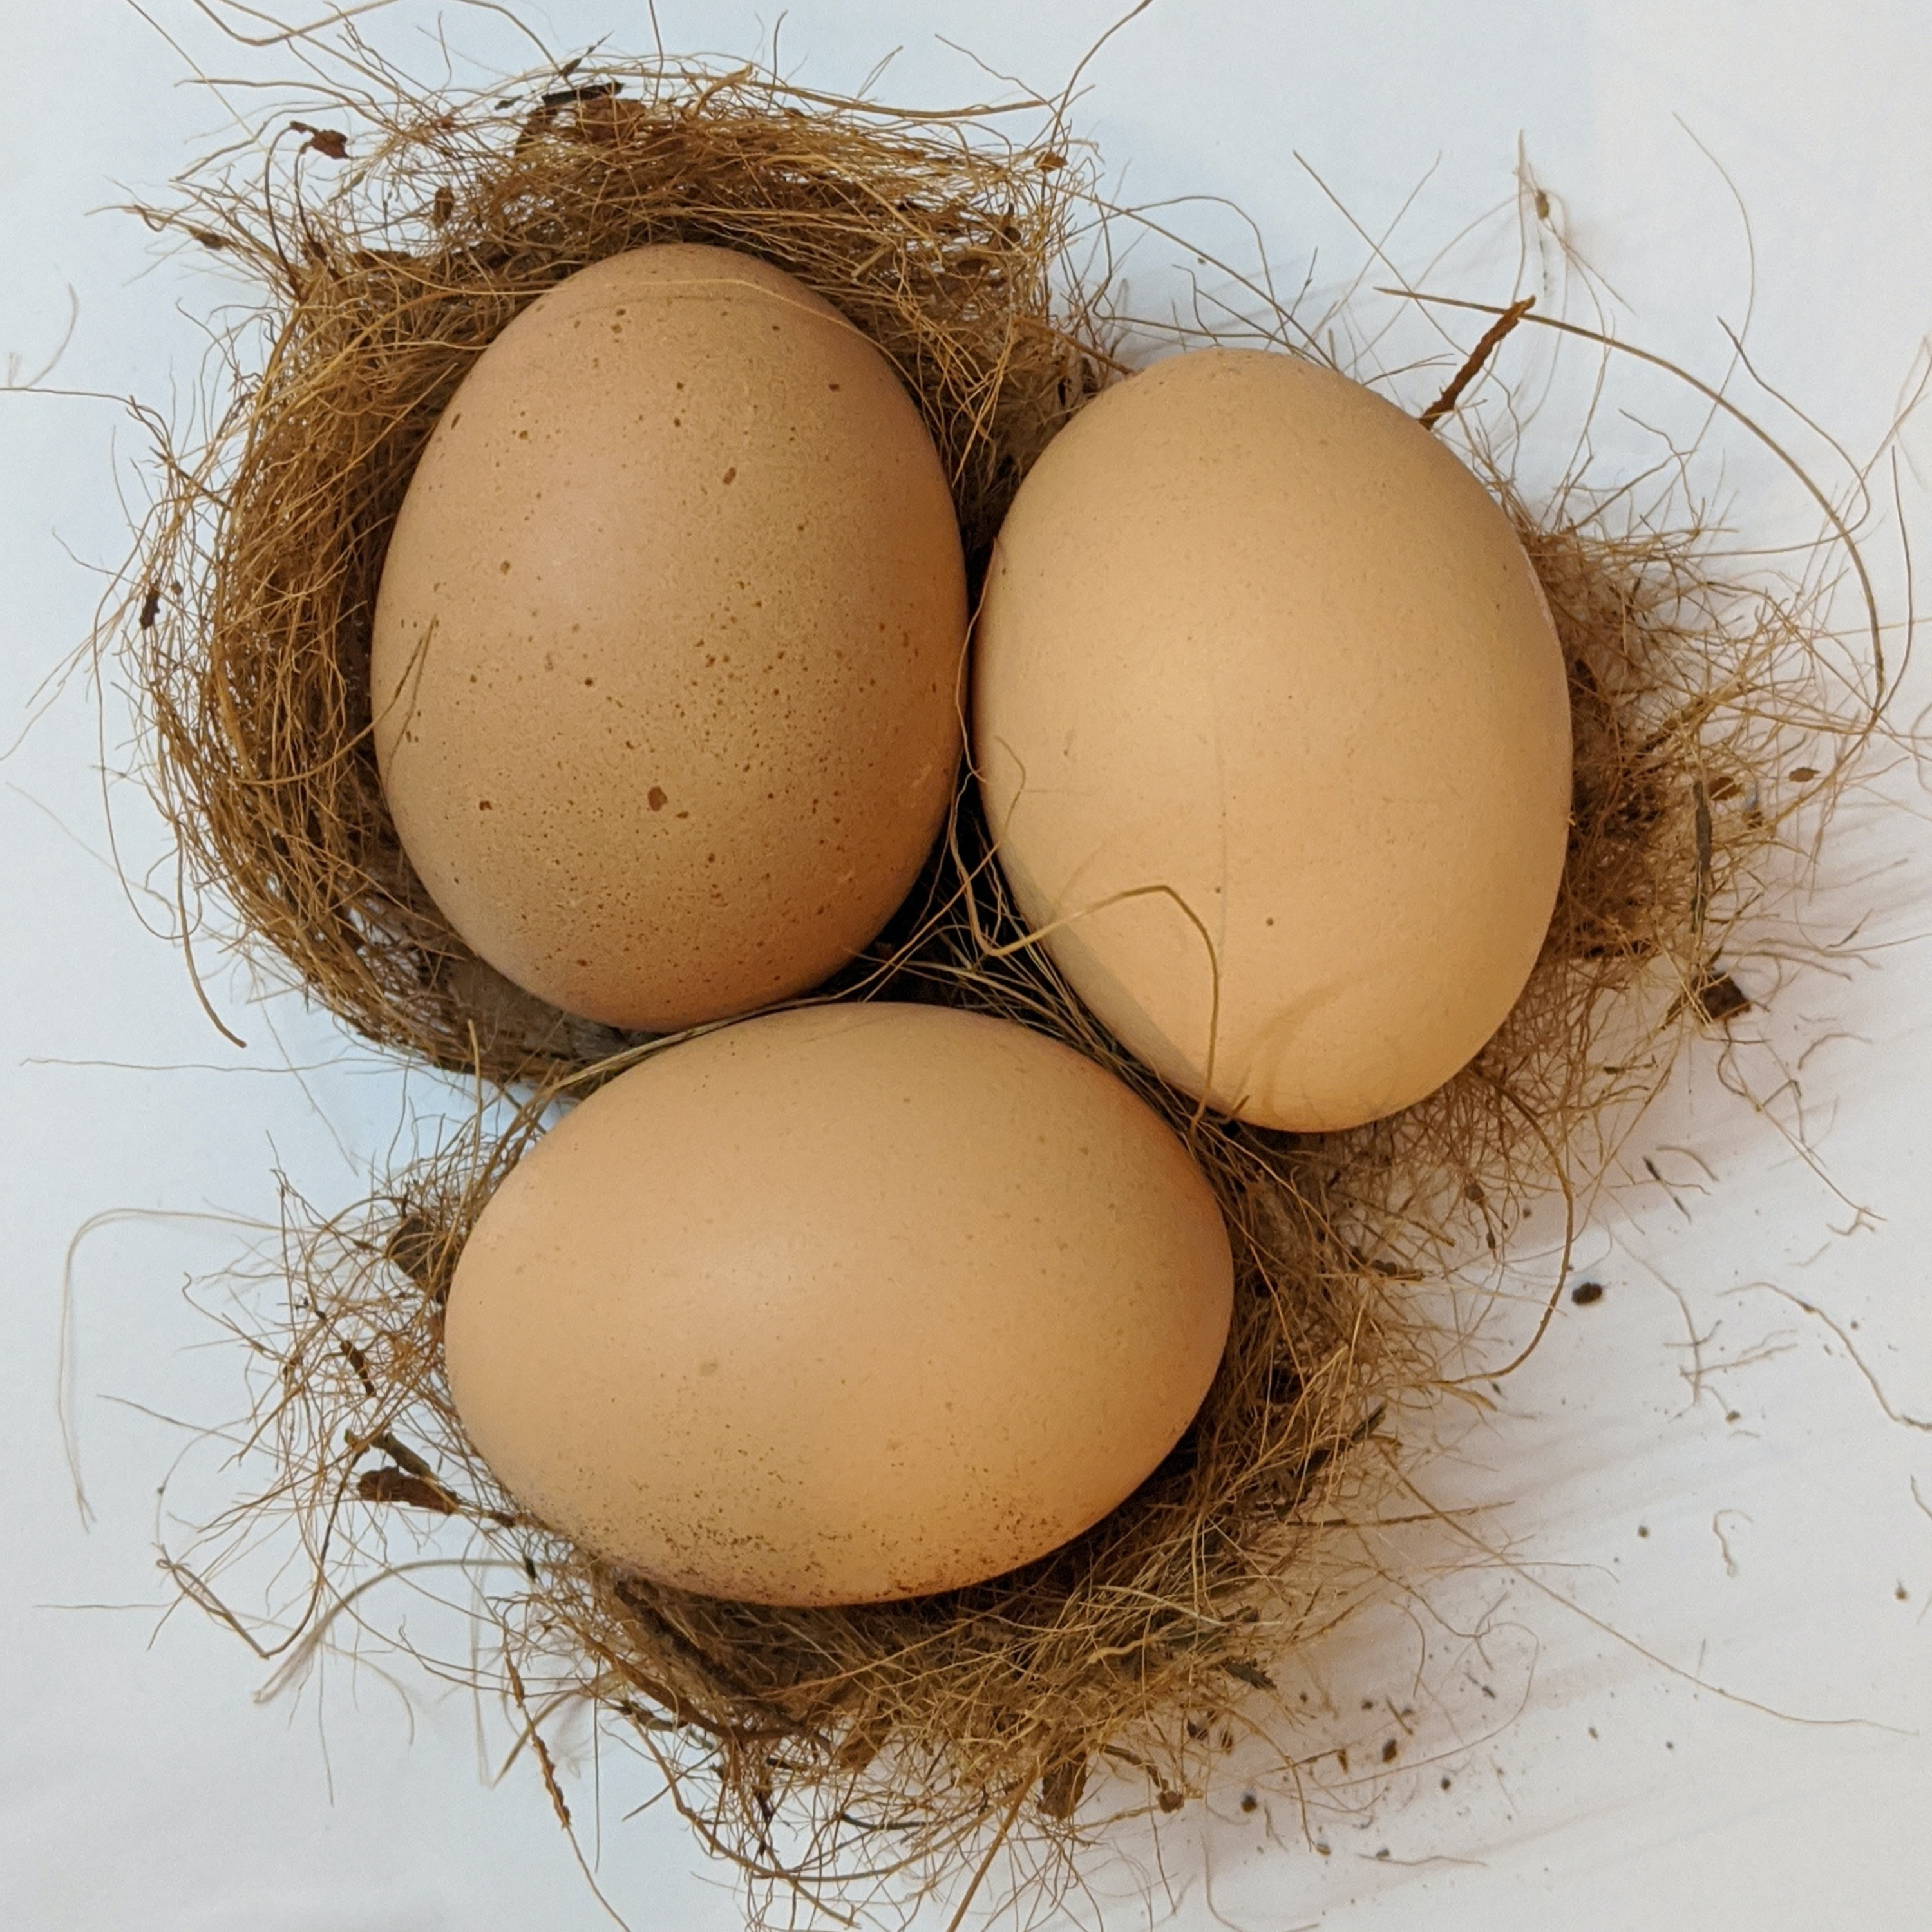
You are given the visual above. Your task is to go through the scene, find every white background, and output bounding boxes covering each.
[4,3,1931,1927]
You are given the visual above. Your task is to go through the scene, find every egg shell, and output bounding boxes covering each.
[372,244,967,1032]
[444,1003,1234,1605]
[973,348,1572,1132]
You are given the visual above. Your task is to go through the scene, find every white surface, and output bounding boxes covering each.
[3,3,1930,1927]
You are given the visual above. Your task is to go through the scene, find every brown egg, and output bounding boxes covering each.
[973,349,1571,1132]
[372,244,966,1032]
[444,1003,1233,1605]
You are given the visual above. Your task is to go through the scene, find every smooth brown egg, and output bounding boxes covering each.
[444,1003,1233,1605]
[372,244,966,1032]
[973,348,1571,1132]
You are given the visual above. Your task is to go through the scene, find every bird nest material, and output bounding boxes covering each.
[128,57,1104,1075]
[125,43,1882,1932]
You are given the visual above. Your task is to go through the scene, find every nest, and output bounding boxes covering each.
[124,41,1881,1932]
[129,60,1103,1077]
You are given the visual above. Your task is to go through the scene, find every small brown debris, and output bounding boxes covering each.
[290,122,350,160]
[1218,1657,1276,1692]
[542,81,622,108]
[1380,1738,1399,1763]
[431,185,455,228]
[356,1466,457,1513]
[1570,1280,1605,1306]
[1691,971,1750,1025]
[339,1340,375,1397]
[139,584,162,629]
[1665,961,1751,1028]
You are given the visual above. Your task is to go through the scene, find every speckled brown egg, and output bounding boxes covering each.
[442,1003,1234,1606]
[371,244,966,1032]
[974,348,1571,1132]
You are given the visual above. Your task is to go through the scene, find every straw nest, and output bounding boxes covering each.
[129,60,1103,1076]
[128,46,1880,1931]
